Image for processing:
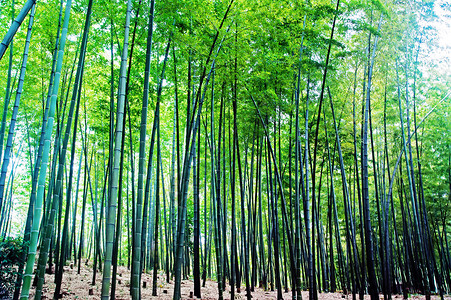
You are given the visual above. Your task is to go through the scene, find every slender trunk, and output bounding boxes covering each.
[0,0,36,60]
[20,0,72,296]
[362,17,382,299]
[100,0,131,297]
[131,0,154,296]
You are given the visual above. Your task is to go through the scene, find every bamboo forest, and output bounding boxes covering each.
[0,0,450,298]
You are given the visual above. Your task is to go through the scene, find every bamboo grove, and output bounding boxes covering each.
[0,0,450,299]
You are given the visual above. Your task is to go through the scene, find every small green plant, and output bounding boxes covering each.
[0,237,28,299]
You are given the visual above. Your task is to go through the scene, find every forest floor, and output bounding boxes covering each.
[29,262,451,300]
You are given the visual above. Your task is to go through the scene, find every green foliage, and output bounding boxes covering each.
[0,237,27,298]
[0,0,449,296]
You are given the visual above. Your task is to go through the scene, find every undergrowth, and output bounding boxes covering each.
[0,237,27,299]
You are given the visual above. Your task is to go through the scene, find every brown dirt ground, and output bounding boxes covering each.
[28,263,451,300]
